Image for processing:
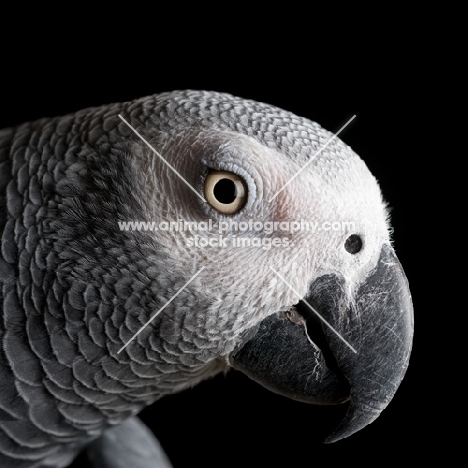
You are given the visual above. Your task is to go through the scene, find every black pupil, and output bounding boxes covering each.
[345,234,363,254]
[214,178,237,204]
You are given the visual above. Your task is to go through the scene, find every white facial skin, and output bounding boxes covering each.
[128,125,391,356]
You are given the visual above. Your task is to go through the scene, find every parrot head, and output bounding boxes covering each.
[51,91,413,442]
[70,90,413,443]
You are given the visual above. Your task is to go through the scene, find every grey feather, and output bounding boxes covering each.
[85,416,172,468]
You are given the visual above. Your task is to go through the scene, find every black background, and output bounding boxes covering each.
[0,15,451,468]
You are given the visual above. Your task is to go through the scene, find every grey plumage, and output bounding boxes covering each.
[85,416,172,468]
[0,90,413,467]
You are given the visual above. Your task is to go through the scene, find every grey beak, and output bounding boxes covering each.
[230,244,414,442]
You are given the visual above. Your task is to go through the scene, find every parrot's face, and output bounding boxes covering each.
[122,112,412,442]
[135,128,389,323]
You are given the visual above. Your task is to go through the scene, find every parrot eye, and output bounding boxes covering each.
[204,171,247,214]
[345,234,363,254]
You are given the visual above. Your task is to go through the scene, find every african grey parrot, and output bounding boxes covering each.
[0,90,413,467]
